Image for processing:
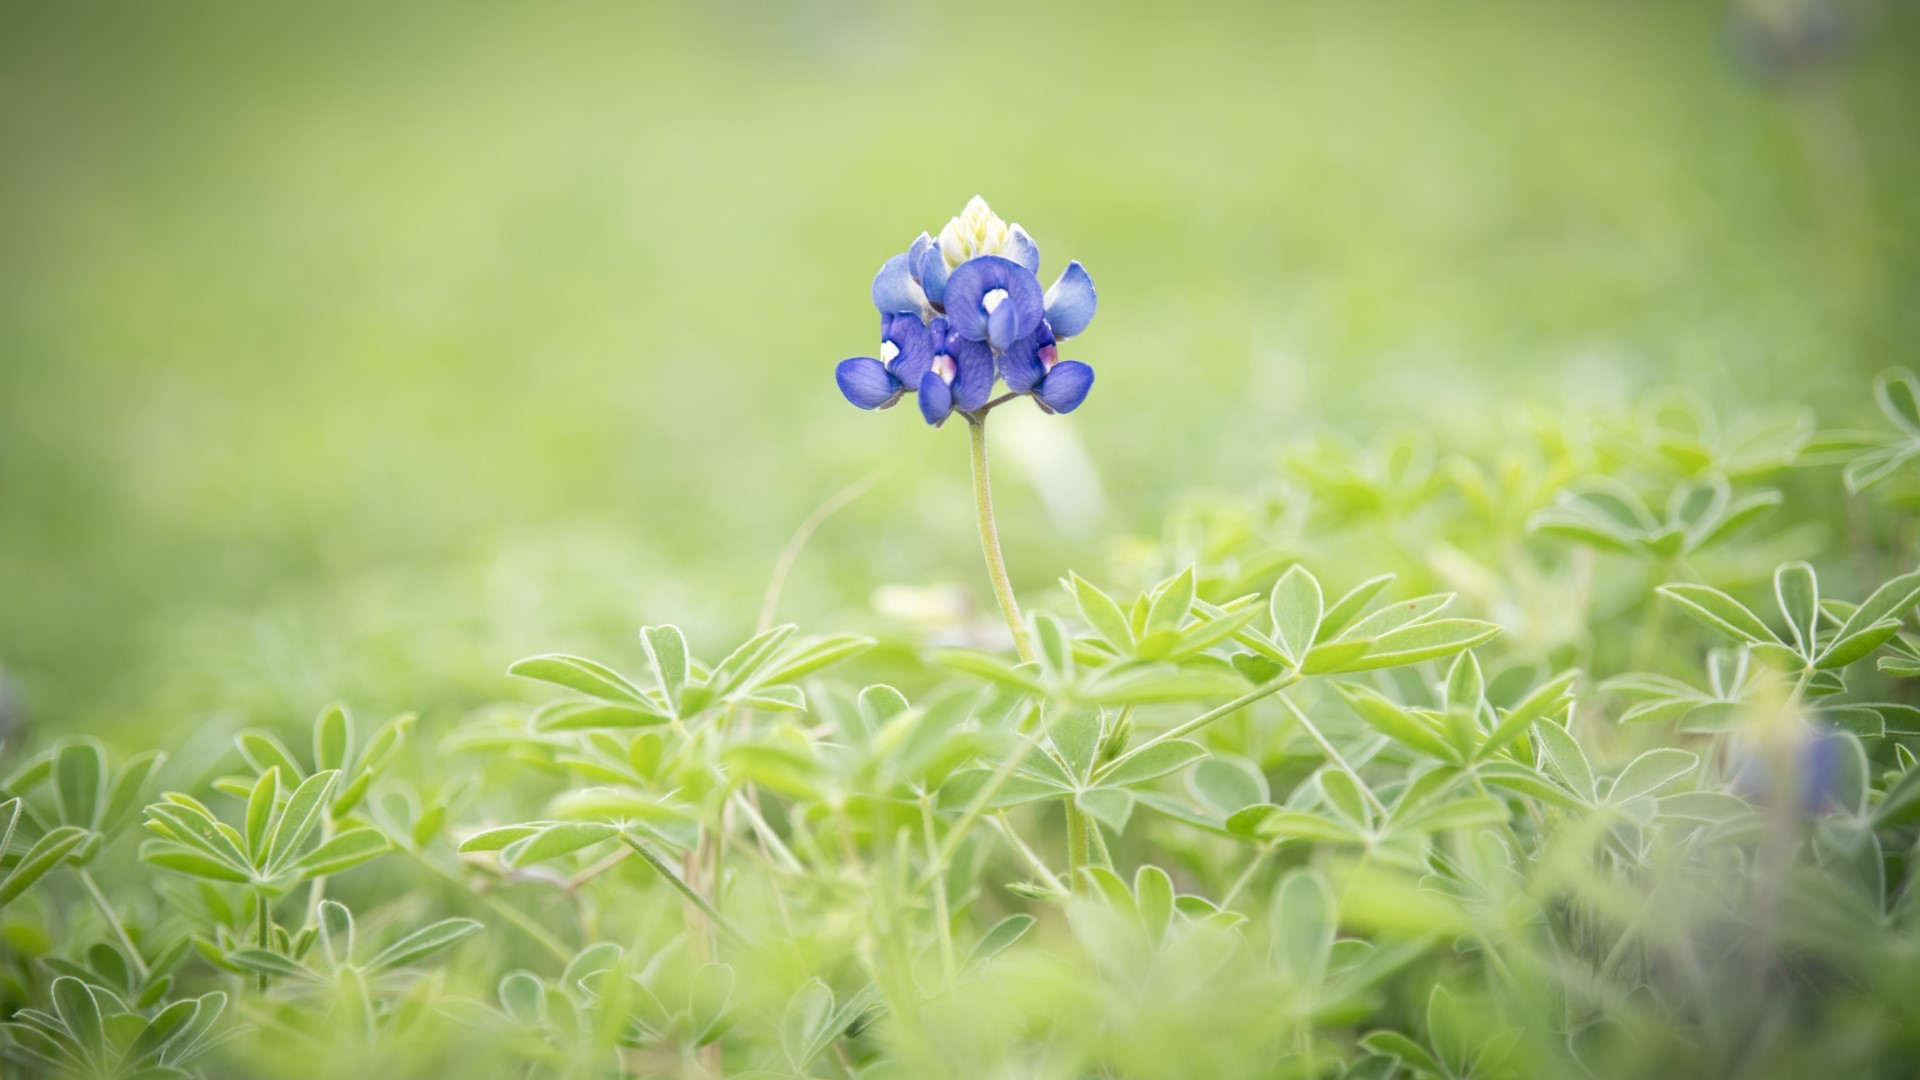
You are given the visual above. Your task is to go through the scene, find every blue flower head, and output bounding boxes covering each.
[835,197,1098,426]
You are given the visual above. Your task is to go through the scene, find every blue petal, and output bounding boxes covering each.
[905,232,932,283]
[951,336,996,413]
[998,324,1053,394]
[871,253,922,316]
[987,299,1020,352]
[1044,261,1097,338]
[837,357,903,410]
[1035,361,1094,414]
[943,256,1044,344]
[915,243,950,307]
[1007,225,1040,273]
[882,312,933,387]
[918,370,954,426]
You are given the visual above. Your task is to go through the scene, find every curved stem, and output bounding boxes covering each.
[75,868,148,982]
[966,418,1036,664]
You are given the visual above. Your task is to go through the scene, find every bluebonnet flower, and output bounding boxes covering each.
[835,197,1099,426]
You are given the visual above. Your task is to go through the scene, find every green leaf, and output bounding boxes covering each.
[640,625,690,708]
[1188,757,1268,815]
[1774,562,1819,656]
[52,977,105,1065]
[368,918,483,971]
[1071,573,1134,651]
[709,625,798,695]
[1317,769,1372,828]
[501,822,619,868]
[760,634,874,684]
[1532,720,1595,800]
[319,900,355,967]
[1334,685,1458,762]
[1317,574,1395,643]
[1079,664,1248,705]
[936,770,1069,812]
[0,826,89,904]
[121,998,199,1068]
[1607,748,1699,804]
[1048,706,1102,782]
[781,979,837,1068]
[1816,619,1903,670]
[313,704,353,773]
[965,914,1036,974]
[265,770,339,872]
[1876,367,1920,437]
[688,962,734,1044]
[235,732,302,782]
[536,701,670,730]
[1392,795,1507,835]
[1657,584,1778,646]
[54,741,107,831]
[1340,594,1453,641]
[1360,1031,1444,1075]
[243,768,279,863]
[138,842,251,884]
[737,686,807,712]
[1227,805,1365,845]
[291,828,390,878]
[498,971,546,1026]
[1427,985,1469,1074]
[506,654,651,706]
[1478,669,1579,760]
[1075,788,1135,832]
[1100,740,1209,788]
[1271,869,1335,985]
[1477,762,1587,809]
[1327,620,1502,673]
[223,949,316,980]
[1837,569,1920,640]
[99,750,167,838]
[458,825,542,853]
[1268,564,1323,667]
[934,650,1045,693]
[1145,566,1197,638]
[1135,864,1174,947]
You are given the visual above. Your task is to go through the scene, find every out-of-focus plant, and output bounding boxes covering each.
[8,209,1920,1080]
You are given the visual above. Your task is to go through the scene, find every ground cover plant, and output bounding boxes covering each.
[5,186,1920,1077]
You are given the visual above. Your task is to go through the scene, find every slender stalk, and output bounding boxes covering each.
[618,834,753,949]
[758,468,887,634]
[1093,672,1303,784]
[988,813,1066,896]
[920,799,956,985]
[75,868,148,982]
[1276,694,1390,817]
[1065,803,1090,891]
[966,417,1036,664]
[254,887,270,995]
[413,851,572,962]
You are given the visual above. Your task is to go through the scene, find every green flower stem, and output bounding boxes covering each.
[618,833,753,950]
[74,867,148,982]
[1092,672,1304,784]
[965,413,1097,890]
[254,886,270,995]
[966,416,1036,665]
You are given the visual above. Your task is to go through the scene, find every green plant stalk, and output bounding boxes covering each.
[410,850,573,962]
[618,833,753,949]
[966,414,1098,892]
[254,886,270,995]
[1093,671,1304,784]
[75,867,149,982]
[966,417,1036,664]
[920,798,957,984]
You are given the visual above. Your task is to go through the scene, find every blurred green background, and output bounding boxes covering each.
[2,0,1916,746]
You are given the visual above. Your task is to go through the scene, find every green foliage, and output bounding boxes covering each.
[13,377,1920,1077]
